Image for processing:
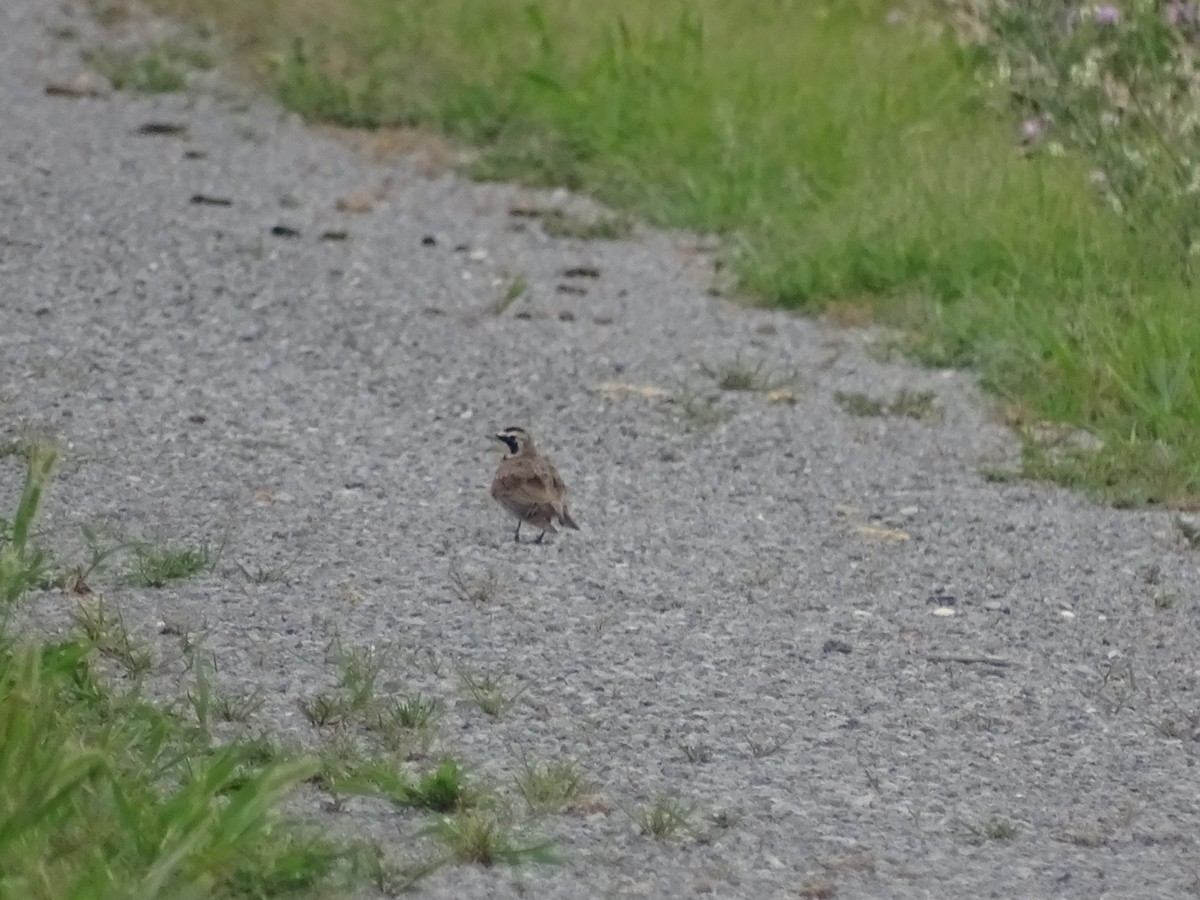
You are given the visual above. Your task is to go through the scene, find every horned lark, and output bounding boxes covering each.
[490,426,580,543]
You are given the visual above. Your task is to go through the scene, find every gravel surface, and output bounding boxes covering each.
[4,3,1200,898]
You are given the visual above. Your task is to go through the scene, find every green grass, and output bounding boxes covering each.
[513,756,593,815]
[0,444,369,898]
[0,442,558,895]
[634,794,694,841]
[129,0,1200,504]
[88,49,188,92]
[132,541,210,587]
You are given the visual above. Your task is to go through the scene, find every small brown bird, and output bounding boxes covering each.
[490,426,580,543]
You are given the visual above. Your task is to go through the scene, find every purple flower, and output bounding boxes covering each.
[1094,5,1120,25]
[1020,118,1045,142]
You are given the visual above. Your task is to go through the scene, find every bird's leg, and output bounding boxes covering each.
[535,530,546,544]
[513,521,522,542]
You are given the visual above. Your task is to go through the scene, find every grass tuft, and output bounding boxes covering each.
[514,756,593,814]
[425,811,556,867]
[635,794,694,841]
[458,670,528,719]
[0,450,397,898]
[131,541,209,587]
[88,48,191,92]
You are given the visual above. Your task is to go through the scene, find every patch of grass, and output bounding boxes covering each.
[273,39,384,128]
[131,540,209,587]
[316,748,475,813]
[330,636,387,710]
[458,670,528,719]
[489,276,527,316]
[635,794,693,841]
[187,650,263,728]
[514,756,593,814]
[68,597,155,677]
[701,353,771,392]
[376,692,439,730]
[746,726,794,759]
[835,391,886,418]
[88,48,189,92]
[447,555,503,601]
[142,0,1200,504]
[536,210,631,240]
[889,388,940,421]
[160,40,216,71]
[1152,706,1200,741]
[836,388,940,421]
[232,557,294,584]
[425,811,555,867]
[312,739,410,798]
[405,759,470,812]
[0,440,55,606]
[0,439,407,898]
[671,381,727,430]
[298,690,356,727]
[0,642,351,897]
[964,815,1020,843]
[679,741,713,764]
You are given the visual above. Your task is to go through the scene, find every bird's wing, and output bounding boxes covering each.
[537,459,568,497]
[493,460,562,508]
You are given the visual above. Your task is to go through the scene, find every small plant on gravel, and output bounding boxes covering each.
[331,638,388,709]
[835,391,887,418]
[447,555,503,603]
[963,815,1020,843]
[187,652,263,728]
[68,597,154,676]
[0,440,55,606]
[889,388,941,422]
[1153,589,1182,611]
[672,381,728,430]
[635,794,694,841]
[131,540,209,587]
[312,738,408,798]
[88,48,189,93]
[747,726,795,758]
[701,353,772,392]
[425,810,556,867]
[459,669,529,719]
[57,521,133,593]
[376,692,439,730]
[1083,656,1139,715]
[404,759,472,812]
[533,209,632,241]
[679,741,714,764]
[298,690,356,727]
[1150,703,1200,741]
[836,389,940,421]
[514,756,593,814]
[490,276,528,316]
[1174,515,1200,549]
[232,556,295,584]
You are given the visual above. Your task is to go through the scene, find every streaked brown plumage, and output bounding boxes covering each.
[490,426,579,543]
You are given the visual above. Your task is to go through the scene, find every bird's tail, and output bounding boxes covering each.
[559,509,580,530]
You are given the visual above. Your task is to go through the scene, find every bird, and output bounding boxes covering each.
[490,426,580,543]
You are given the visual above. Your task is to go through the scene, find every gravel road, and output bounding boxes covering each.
[3,2,1200,898]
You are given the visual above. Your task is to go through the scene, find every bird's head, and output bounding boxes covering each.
[493,426,533,457]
